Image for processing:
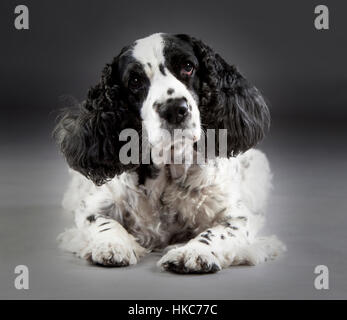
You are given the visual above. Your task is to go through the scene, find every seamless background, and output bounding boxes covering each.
[0,0,346,299]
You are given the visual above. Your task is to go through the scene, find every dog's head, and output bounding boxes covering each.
[55,33,270,185]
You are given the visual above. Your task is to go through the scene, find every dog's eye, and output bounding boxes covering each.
[128,75,143,90]
[181,62,194,76]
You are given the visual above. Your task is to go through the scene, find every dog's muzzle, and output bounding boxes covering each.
[157,98,190,125]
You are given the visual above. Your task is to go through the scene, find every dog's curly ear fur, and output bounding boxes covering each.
[177,34,270,156]
[54,55,140,186]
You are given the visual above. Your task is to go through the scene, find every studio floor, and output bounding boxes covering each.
[1,124,346,299]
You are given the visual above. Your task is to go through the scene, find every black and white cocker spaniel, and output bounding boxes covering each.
[55,33,285,273]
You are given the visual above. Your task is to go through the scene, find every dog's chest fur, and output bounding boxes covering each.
[113,160,239,250]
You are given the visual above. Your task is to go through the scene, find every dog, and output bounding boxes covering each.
[54,33,285,273]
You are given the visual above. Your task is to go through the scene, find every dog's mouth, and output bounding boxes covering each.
[160,120,200,141]
[149,128,198,166]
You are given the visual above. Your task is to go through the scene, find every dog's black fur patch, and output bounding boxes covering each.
[55,33,269,185]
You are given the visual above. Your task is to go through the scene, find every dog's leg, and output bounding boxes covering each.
[58,177,147,267]
[58,212,147,267]
[159,150,285,273]
[158,211,285,273]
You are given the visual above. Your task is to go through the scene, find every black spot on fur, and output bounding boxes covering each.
[87,215,96,223]
[201,233,211,241]
[99,222,111,227]
[199,239,210,245]
[167,88,174,95]
[147,62,152,69]
[221,234,225,240]
[159,63,166,76]
[99,228,111,233]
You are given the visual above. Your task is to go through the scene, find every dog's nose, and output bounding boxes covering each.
[160,98,189,125]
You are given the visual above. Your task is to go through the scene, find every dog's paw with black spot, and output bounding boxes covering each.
[157,243,221,274]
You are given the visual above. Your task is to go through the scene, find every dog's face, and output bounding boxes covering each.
[55,33,270,185]
[116,33,201,146]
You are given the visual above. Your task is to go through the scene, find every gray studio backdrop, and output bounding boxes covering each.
[0,0,346,299]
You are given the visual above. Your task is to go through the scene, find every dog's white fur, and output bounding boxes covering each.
[57,34,285,272]
[58,149,285,271]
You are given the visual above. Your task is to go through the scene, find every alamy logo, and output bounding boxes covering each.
[118,127,229,166]
[14,5,29,30]
[314,265,329,290]
[314,5,329,30]
[14,265,29,290]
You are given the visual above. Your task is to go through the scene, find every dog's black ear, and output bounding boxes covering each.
[177,34,270,156]
[54,56,140,186]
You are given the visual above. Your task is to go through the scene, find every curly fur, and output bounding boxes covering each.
[54,54,142,186]
[177,34,270,156]
[54,33,285,273]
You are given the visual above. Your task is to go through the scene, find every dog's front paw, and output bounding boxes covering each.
[158,243,221,274]
[85,241,140,267]
[82,229,147,267]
